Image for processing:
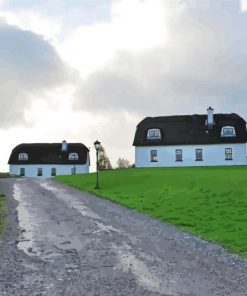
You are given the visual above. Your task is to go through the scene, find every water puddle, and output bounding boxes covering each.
[13,183,40,256]
[115,242,173,294]
[40,181,101,220]
[40,180,125,240]
[94,221,120,234]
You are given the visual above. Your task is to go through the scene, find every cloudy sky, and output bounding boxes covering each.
[1,0,247,171]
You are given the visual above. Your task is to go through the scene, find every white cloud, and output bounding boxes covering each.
[111,0,167,50]
[57,0,168,78]
[241,0,247,11]
[73,0,247,120]
[0,0,5,7]
[0,9,61,41]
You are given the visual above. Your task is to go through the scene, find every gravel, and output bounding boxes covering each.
[0,178,247,296]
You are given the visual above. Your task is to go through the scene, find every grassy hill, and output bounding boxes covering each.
[56,166,247,256]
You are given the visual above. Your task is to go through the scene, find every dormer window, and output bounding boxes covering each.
[68,152,78,160]
[221,126,236,137]
[18,153,28,160]
[147,128,161,139]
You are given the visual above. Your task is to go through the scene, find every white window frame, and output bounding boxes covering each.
[147,129,161,139]
[221,126,236,137]
[175,149,183,161]
[18,153,28,160]
[68,152,79,160]
[195,149,203,161]
[225,148,233,160]
[150,150,158,162]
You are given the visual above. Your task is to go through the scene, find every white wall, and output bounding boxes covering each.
[9,162,89,178]
[135,143,247,167]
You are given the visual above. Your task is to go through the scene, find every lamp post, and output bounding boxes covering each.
[94,140,101,189]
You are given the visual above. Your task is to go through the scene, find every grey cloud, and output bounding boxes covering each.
[0,22,71,127]
[75,0,247,119]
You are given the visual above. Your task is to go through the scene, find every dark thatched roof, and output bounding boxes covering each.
[133,113,247,146]
[8,143,89,165]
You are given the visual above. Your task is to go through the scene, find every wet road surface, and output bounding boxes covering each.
[0,178,247,295]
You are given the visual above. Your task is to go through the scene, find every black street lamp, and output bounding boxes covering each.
[94,140,101,189]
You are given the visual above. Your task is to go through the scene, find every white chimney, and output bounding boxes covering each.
[61,140,68,151]
[207,106,214,129]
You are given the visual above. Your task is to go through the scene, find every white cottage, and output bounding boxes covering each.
[8,140,90,178]
[133,107,247,167]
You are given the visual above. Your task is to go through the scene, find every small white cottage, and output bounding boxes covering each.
[8,140,90,178]
[133,107,247,167]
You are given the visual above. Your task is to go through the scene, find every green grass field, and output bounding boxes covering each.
[56,167,247,256]
[0,194,6,235]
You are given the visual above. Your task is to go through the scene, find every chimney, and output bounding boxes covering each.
[61,140,68,151]
[206,106,214,129]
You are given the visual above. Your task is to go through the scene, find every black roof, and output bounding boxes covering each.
[133,113,247,146]
[8,143,89,165]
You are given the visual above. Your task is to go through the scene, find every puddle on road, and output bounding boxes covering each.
[37,181,58,192]
[14,182,78,260]
[40,180,102,220]
[13,183,40,256]
[14,180,124,260]
[46,228,83,252]
[94,221,120,234]
[40,181,124,237]
[114,242,174,295]
[40,181,128,241]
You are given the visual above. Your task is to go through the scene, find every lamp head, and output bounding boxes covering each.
[94,140,101,150]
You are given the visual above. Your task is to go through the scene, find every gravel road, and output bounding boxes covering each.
[0,178,247,296]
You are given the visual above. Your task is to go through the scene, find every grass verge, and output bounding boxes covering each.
[0,173,11,178]
[56,167,247,256]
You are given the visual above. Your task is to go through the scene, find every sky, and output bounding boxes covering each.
[1,0,247,172]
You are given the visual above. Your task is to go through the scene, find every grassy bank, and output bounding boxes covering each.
[0,173,10,178]
[0,194,6,234]
[56,167,247,256]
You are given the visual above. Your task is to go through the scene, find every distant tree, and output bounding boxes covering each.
[98,145,112,170]
[116,157,131,169]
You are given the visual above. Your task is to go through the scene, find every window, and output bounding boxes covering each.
[37,168,42,176]
[150,150,158,162]
[147,129,161,139]
[221,126,236,137]
[20,168,25,177]
[18,153,28,160]
[71,167,76,174]
[51,168,56,176]
[68,153,79,160]
[176,149,183,161]
[195,149,203,161]
[225,148,233,160]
